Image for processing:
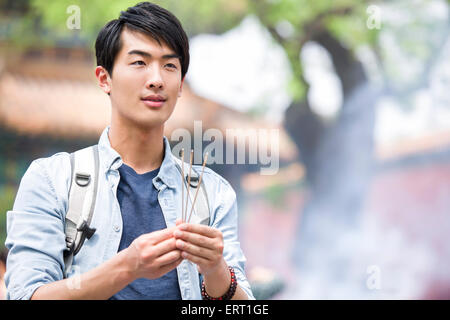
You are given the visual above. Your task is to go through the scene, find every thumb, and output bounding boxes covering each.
[175,218,183,226]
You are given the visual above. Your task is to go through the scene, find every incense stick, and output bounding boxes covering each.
[184,149,194,223]
[180,148,185,223]
[186,152,208,224]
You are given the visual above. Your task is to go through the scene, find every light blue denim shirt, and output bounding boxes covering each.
[5,126,254,300]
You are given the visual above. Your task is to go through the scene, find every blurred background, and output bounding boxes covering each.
[0,0,449,299]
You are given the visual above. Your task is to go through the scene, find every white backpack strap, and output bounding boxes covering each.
[63,145,99,278]
[173,157,210,226]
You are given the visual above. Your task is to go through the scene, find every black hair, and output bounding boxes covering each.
[95,2,189,79]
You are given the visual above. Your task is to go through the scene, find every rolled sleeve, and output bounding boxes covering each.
[5,159,67,300]
[211,176,255,300]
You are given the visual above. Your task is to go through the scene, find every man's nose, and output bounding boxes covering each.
[145,67,164,89]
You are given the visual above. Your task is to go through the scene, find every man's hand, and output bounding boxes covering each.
[173,219,225,276]
[124,226,183,280]
[31,226,183,300]
[173,220,248,299]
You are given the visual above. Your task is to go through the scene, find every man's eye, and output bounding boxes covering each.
[131,60,146,66]
[166,63,177,69]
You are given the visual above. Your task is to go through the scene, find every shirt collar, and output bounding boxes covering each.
[97,126,177,189]
[156,135,177,189]
[98,126,121,172]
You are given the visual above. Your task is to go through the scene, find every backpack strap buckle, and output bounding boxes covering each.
[77,220,97,240]
[64,236,75,254]
[75,173,91,187]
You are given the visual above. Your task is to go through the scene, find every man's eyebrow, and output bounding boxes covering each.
[127,50,180,60]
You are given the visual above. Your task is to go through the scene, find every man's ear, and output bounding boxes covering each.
[178,77,184,97]
[95,66,111,95]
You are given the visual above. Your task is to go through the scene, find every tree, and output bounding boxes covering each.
[247,0,450,283]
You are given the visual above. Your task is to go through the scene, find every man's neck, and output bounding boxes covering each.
[108,121,165,174]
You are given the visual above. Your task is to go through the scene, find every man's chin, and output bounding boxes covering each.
[132,114,171,130]
[113,105,174,130]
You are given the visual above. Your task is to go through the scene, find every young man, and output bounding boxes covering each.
[4,2,253,300]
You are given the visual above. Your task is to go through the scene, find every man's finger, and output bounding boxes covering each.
[157,257,183,276]
[181,251,209,267]
[145,226,177,245]
[152,237,177,257]
[177,223,220,239]
[174,230,216,249]
[155,249,182,266]
[176,239,215,261]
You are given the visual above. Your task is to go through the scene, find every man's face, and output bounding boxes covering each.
[98,28,184,129]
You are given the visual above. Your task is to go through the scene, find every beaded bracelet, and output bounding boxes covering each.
[201,266,237,300]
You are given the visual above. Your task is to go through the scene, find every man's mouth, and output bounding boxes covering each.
[141,95,166,108]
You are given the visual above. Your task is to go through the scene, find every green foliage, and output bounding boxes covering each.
[262,179,306,210]
[9,0,248,48]
[263,183,287,209]
[28,0,138,41]
[326,7,380,51]
[0,185,16,249]
[5,0,445,107]
[247,0,377,102]
[9,0,422,105]
[159,0,248,36]
[4,0,385,103]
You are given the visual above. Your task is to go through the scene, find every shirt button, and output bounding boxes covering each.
[113,225,120,232]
